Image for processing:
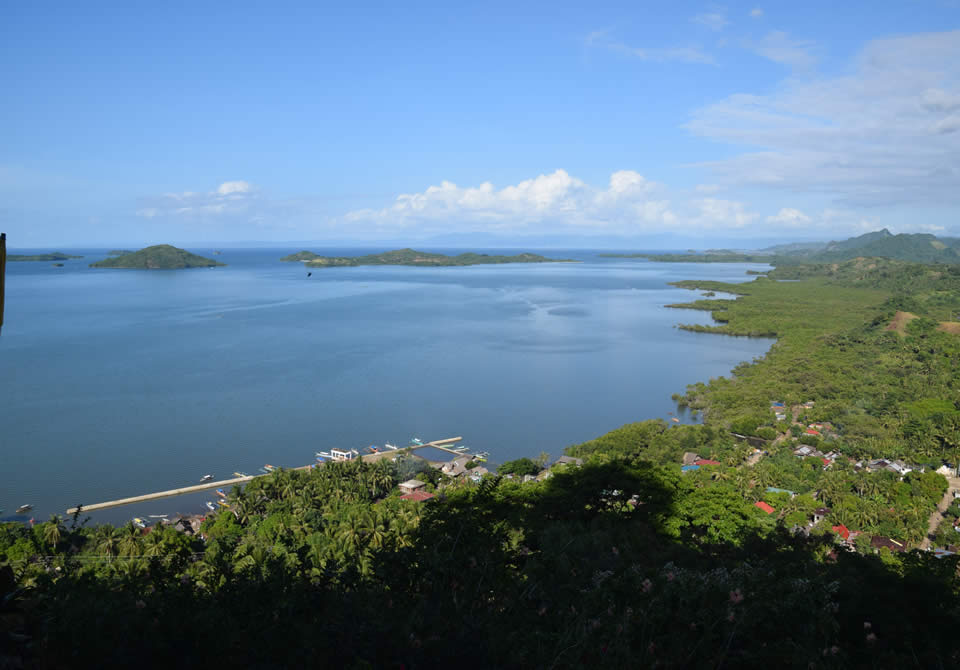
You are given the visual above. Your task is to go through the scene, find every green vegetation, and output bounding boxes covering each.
[107,249,134,256]
[600,252,775,263]
[295,248,572,267]
[496,457,542,476]
[605,229,960,266]
[90,245,225,269]
[279,250,322,261]
[8,252,83,261]
[4,255,960,667]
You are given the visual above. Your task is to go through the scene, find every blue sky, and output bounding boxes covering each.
[2,1,959,247]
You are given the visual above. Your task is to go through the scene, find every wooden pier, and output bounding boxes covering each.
[65,437,463,515]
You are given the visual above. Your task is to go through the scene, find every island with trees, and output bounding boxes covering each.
[281,248,573,267]
[8,252,84,262]
[89,245,225,269]
[3,252,960,667]
[107,249,134,256]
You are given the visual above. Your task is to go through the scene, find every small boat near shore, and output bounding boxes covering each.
[148,514,168,519]
[233,471,250,478]
[263,464,276,472]
[384,443,398,450]
[132,518,146,528]
[205,502,217,511]
[215,489,227,498]
[16,505,33,514]
[200,474,213,482]
[316,451,332,458]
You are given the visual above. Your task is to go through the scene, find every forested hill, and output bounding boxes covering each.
[90,245,225,269]
[290,248,572,267]
[608,229,960,265]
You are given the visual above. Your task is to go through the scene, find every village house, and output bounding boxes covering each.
[554,455,584,467]
[399,479,427,495]
[441,456,471,477]
[399,490,435,502]
[330,447,359,461]
[812,507,831,525]
[870,536,906,553]
[469,466,490,483]
[682,452,700,466]
[755,501,775,515]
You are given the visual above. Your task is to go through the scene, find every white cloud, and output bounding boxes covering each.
[692,10,729,32]
[766,207,811,226]
[136,181,259,221]
[344,169,679,233]
[691,198,756,228]
[217,180,253,196]
[686,30,960,207]
[695,183,722,193]
[586,30,715,65]
[751,31,817,69]
[750,8,763,18]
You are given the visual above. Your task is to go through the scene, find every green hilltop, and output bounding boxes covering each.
[285,247,573,267]
[90,245,225,269]
[608,229,960,265]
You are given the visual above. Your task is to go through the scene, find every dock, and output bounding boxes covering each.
[65,437,463,515]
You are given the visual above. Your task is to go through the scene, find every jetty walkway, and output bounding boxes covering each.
[65,437,463,515]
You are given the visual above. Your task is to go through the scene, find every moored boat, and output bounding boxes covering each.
[215,489,227,498]
[200,474,213,482]
[205,502,217,511]
[233,471,250,478]
[15,505,33,514]
[132,518,146,528]
[264,464,276,472]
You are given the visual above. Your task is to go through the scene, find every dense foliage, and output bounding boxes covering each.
[90,245,225,269]
[297,248,572,267]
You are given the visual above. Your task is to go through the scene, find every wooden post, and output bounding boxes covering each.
[0,233,6,336]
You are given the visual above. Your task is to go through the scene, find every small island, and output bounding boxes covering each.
[282,248,573,268]
[107,249,134,256]
[8,252,84,262]
[90,245,225,269]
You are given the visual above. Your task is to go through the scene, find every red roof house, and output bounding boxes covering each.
[399,490,435,502]
[755,501,775,515]
[805,429,821,436]
[694,459,722,466]
[832,524,851,541]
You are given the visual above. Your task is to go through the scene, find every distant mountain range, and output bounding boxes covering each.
[759,229,960,264]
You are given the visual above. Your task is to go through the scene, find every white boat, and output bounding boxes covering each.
[316,451,332,458]
[384,443,398,450]
[200,474,213,482]
[132,518,146,529]
[205,502,216,511]
[233,471,249,478]
[148,514,168,519]
[410,438,423,446]
[15,505,33,514]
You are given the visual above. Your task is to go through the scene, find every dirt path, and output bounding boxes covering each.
[920,476,960,550]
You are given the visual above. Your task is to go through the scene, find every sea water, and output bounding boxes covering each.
[0,248,773,523]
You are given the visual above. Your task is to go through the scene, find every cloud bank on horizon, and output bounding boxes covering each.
[2,3,959,246]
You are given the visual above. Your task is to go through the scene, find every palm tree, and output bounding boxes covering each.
[118,523,142,557]
[41,515,64,549]
[94,525,120,557]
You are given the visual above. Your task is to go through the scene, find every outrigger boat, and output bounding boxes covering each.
[15,505,33,514]
[148,514,168,519]
[217,500,230,508]
[233,471,250,478]
[263,464,276,472]
[410,438,423,446]
[316,451,332,459]
[367,445,380,453]
[205,502,217,511]
[132,518,146,529]
[384,443,398,450]
[200,474,213,482]
[215,489,227,499]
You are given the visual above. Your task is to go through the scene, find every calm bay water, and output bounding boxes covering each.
[0,248,773,523]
